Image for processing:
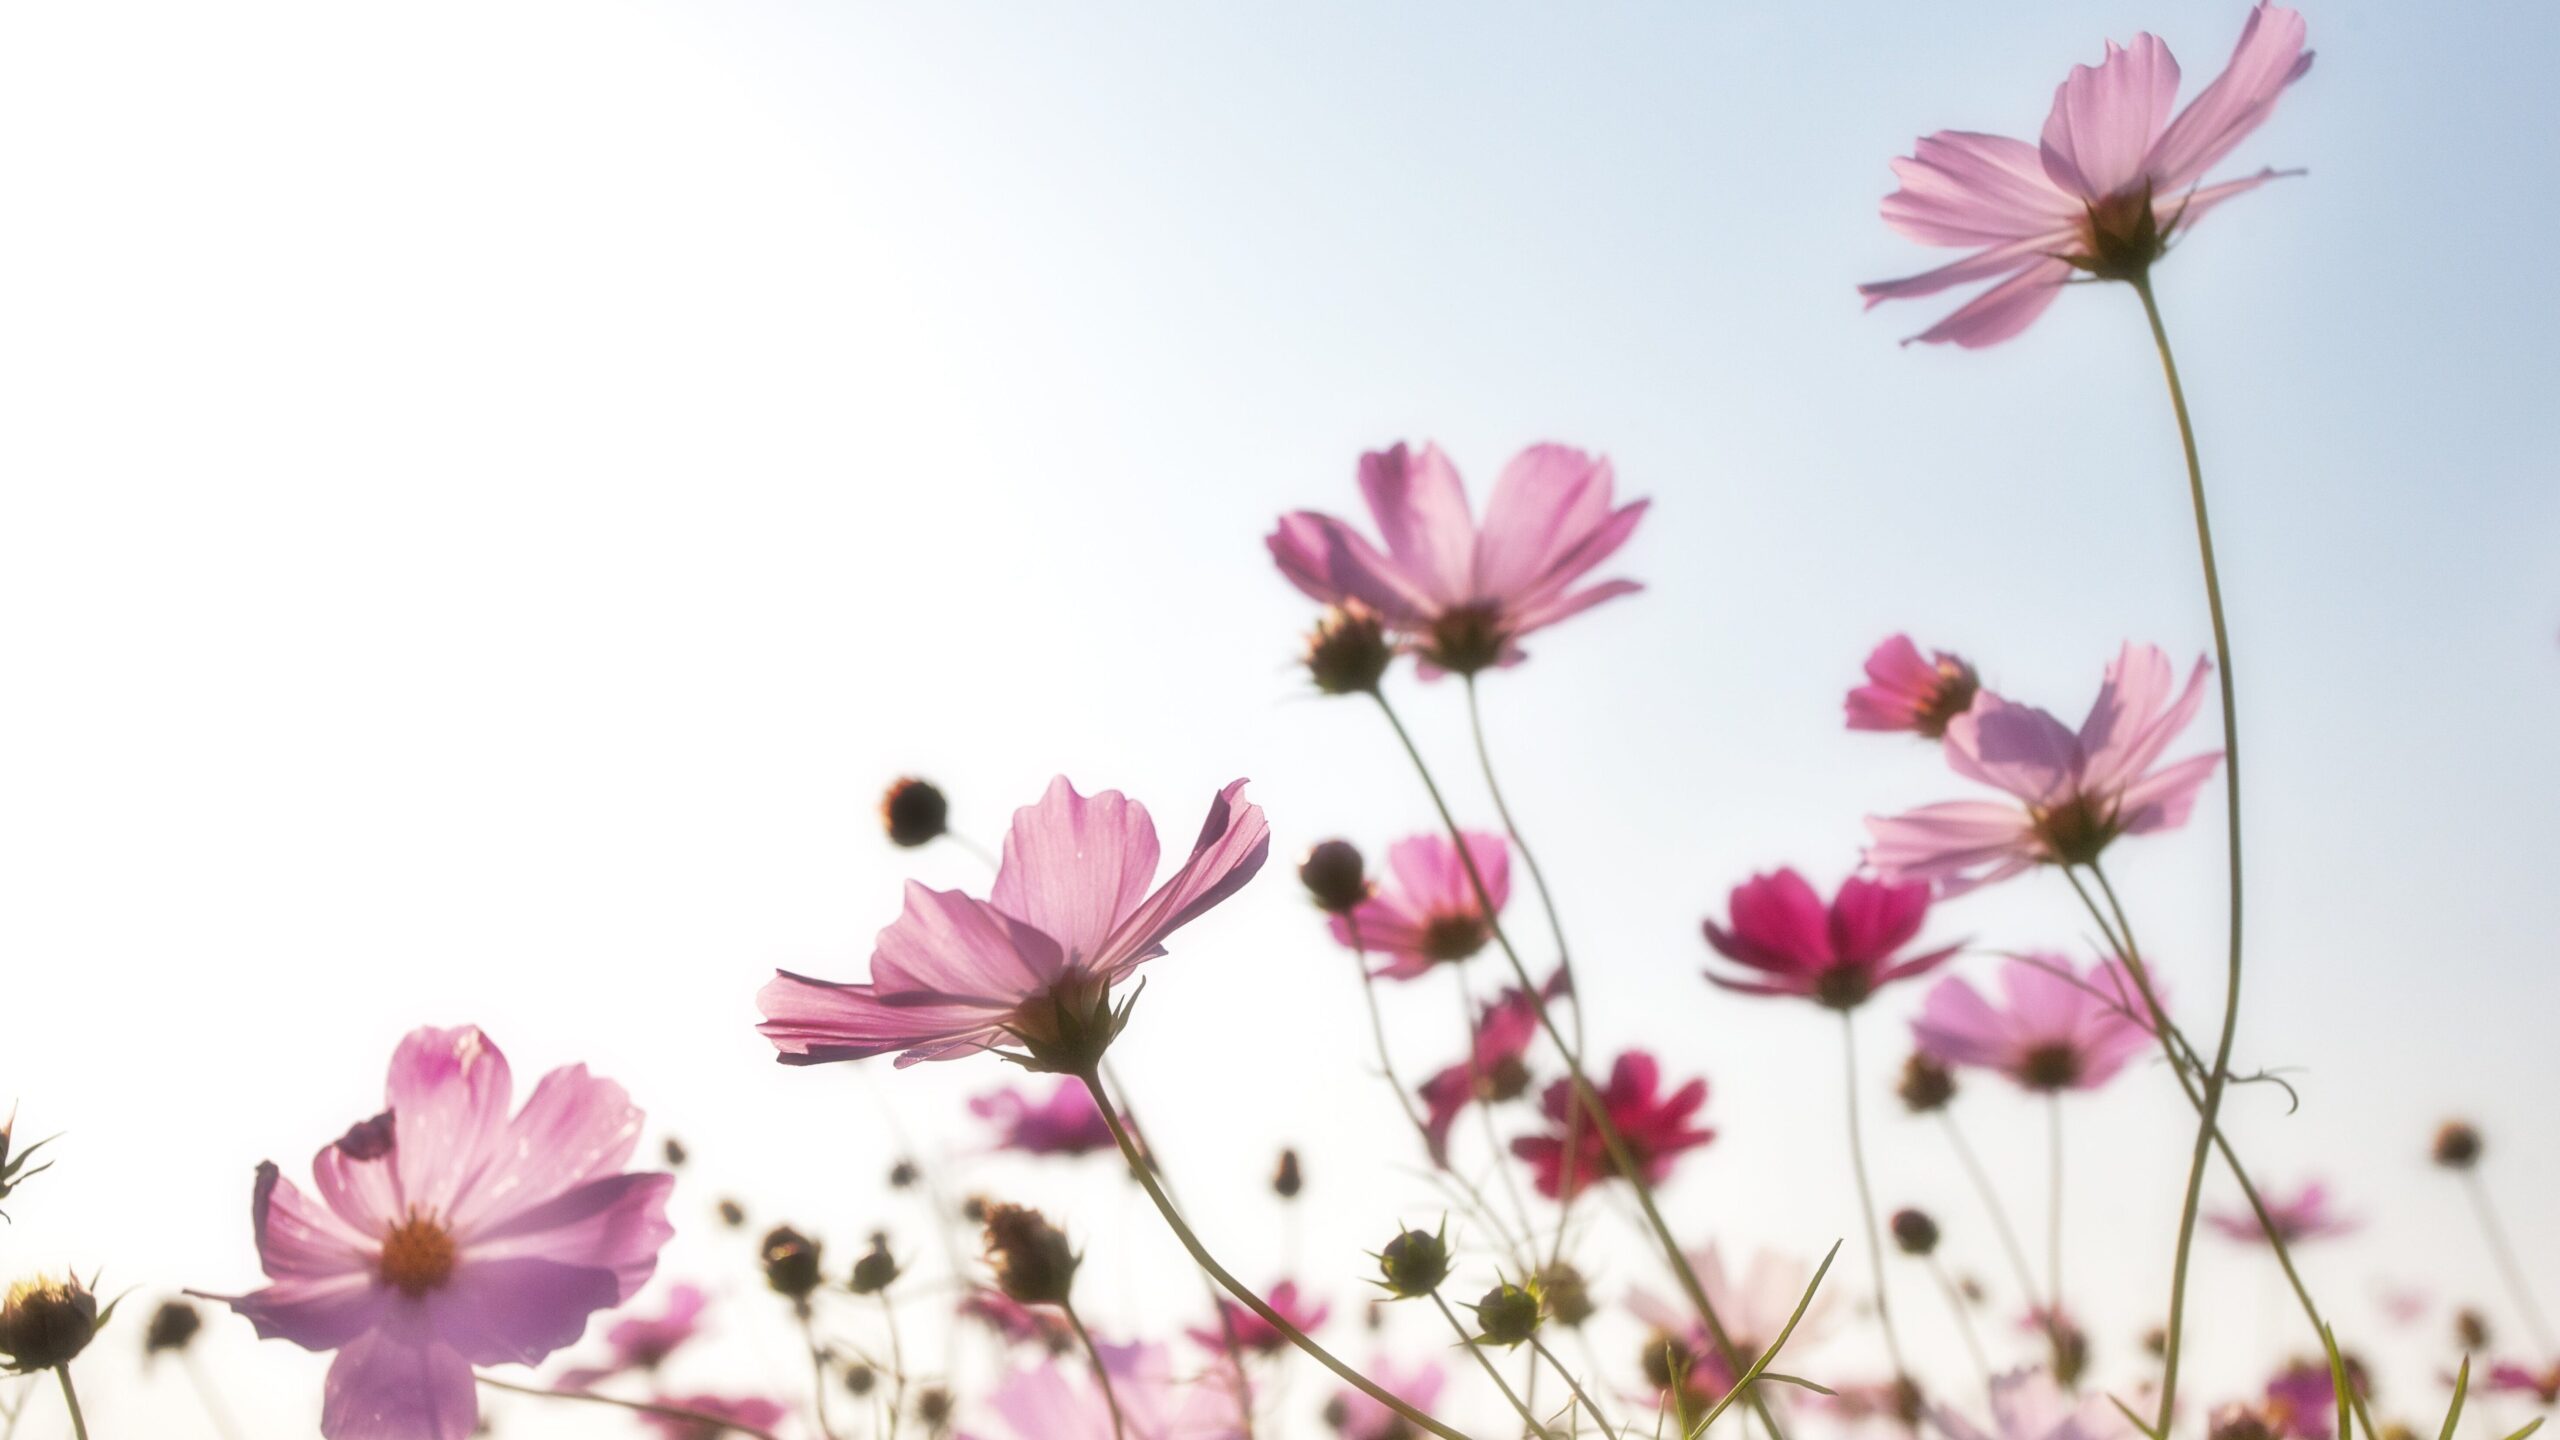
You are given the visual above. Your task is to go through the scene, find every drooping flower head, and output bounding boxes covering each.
[1269,442,1647,677]
[1415,969,1567,1166]
[555,1283,705,1390]
[1327,1355,1448,1440]
[970,1080,1120,1158]
[642,1395,790,1440]
[1935,1368,2134,1440]
[1867,643,2221,895]
[1862,3,2314,347]
[209,1026,676,1440]
[1185,1280,1331,1357]
[1702,868,1959,1009]
[1912,957,2155,1093]
[1848,635,1981,738]
[1510,1051,1713,1200]
[1330,831,1510,981]
[2207,1181,2358,1247]
[979,1340,1249,1440]
[759,777,1269,1073]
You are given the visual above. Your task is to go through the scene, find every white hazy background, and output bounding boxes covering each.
[2,0,2555,1434]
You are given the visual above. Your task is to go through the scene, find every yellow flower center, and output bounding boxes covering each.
[378,1215,457,1297]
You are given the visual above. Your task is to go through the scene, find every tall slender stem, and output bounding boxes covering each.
[479,1376,783,1440]
[1079,1065,1475,1440]
[1837,1012,1914,1428]
[878,1291,908,1440]
[1371,689,1788,1440]
[1063,1299,1131,1440]
[1431,1293,1545,1437]
[2130,272,2247,1438]
[1937,1114,2045,1341]
[1105,1076,1262,1440]
[1536,1334,1622,1438]
[2465,1172,2558,1356]
[1924,1256,1998,1409]
[53,1370,85,1440]
[801,1310,844,1440]
[2046,1095,2065,1328]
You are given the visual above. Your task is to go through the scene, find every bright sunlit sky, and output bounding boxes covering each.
[3,1,2556,1434]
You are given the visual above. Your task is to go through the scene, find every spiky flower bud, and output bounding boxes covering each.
[1374,1226,1452,1299]
[1891,1208,1940,1256]
[2434,1121,2483,1170]
[881,778,950,849]
[1535,1262,1594,1328]
[1897,1054,1956,1113]
[0,1276,99,1372]
[760,1226,823,1304]
[1470,1282,1542,1348]
[983,1203,1080,1307]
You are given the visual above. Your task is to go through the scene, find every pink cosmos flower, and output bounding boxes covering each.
[555,1282,704,1390]
[1631,1243,1840,1403]
[2262,1357,2367,1439]
[1702,868,1960,1010]
[1330,1355,1448,1440]
[1511,1052,1713,1200]
[970,1080,1119,1158]
[1414,970,1566,1167]
[1185,1281,1330,1357]
[959,1288,1076,1353]
[1862,3,2314,347]
[1847,635,1981,738]
[641,1395,789,1440]
[2207,1181,2358,1246]
[1911,957,2155,1092]
[1268,442,1648,676]
[1866,643,2222,895]
[1935,1369,2133,1440]
[973,1341,1249,1440]
[210,1026,676,1440]
[1330,832,1510,981]
[2485,1363,2560,1408]
[758,777,1269,1071]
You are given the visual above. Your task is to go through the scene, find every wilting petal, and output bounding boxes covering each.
[1097,778,1270,977]
[2039,34,2183,201]
[385,1027,515,1221]
[322,1329,480,1440]
[991,777,1160,968]
[1901,255,2074,348]
[1882,131,2083,245]
[1359,443,1477,608]
[2149,4,2314,193]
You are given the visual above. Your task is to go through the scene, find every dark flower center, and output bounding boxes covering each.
[2074,186,2171,282]
[1423,604,1508,676]
[1814,965,1875,1010]
[2031,792,2121,867]
[1419,912,1491,963]
[1473,1055,1531,1104]
[2018,1042,2083,1091]
[1304,605,1394,696]
[379,1214,458,1297]
[1912,660,1980,739]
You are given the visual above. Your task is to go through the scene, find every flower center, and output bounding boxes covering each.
[1912,660,1980,739]
[2074,187,2169,282]
[1423,604,1508,676]
[2018,1042,2083,1091]
[1814,965,1875,1010]
[1418,912,1491,963]
[378,1214,457,1297]
[2030,792,2121,867]
[1473,1055,1531,1104]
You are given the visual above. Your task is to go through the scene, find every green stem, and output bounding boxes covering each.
[478,1376,782,1439]
[800,1310,844,1440]
[1535,1334,1623,1437]
[1079,1066,1473,1440]
[1837,1011,1915,1425]
[2046,1094,2065,1332]
[1925,1256,1998,1410]
[1431,1292,1545,1437]
[877,1291,907,1440]
[1937,1113,2052,1360]
[2465,1173,2560,1357]
[53,1369,85,1440]
[1063,1299,1130,1440]
[1371,690,1788,1440]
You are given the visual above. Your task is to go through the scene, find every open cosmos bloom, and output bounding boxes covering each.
[1861,3,2314,347]
[1632,1243,1838,1403]
[1866,643,2221,894]
[1415,970,1565,1166]
[1912,957,2155,1093]
[1268,442,1648,676]
[554,1282,704,1390]
[758,776,1269,1072]
[977,1340,1249,1440]
[209,1026,675,1440]
[1935,1368,2133,1440]
[1702,868,1959,1009]
[2207,1180,2358,1246]
[1511,1051,1712,1200]
[1328,1356,1448,1440]
[1330,831,1510,981]
[970,1080,1120,1157]
[1186,1281,1331,1357]
[1847,635,1980,738]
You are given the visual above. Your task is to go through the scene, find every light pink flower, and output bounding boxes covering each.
[2261,1357,2366,1438]
[641,1395,788,1440]
[1702,868,1959,1009]
[1415,969,1566,1167]
[970,1080,1119,1158]
[2485,1362,2560,1408]
[2207,1181,2358,1246]
[1862,3,2314,347]
[1631,1243,1840,1402]
[758,777,1268,1071]
[1269,442,1647,677]
[1330,1355,1447,1440]
[554,1283,704,1390]
[1510,1051,1713,1200]
[959,1288,1076,1354]
[1186,1280,1330,1357]
[209,1026,675,1440]
[974,1340,1249,1440]
[1848,635,1981,738]
[1911,957,2155,1092]
[1866,643,2221,894]
[1935,1368,2134,1440]
[1330,832,1510,981]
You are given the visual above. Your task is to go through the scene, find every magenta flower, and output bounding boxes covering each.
[209,1026,675,1440]
[1862,3,2314,347]
[1329,1355,1447,1440]
[1510,1051,1713,1200]
[980,1341,1249,1440]
[2261,1357,2367,1439]
[2485,1363,2560,1408]
[1186,1280,1331,1357]
[1911,957,2155,1092]
[1847,635,1980,738]
[1268,442,1648,676]
[641,1395,788,1440]
[1702,868,1959,1010]
[970,1080,1119,1158]
[555,1282,704,1389]
[1414,970,1565,1166]
[2207,1180,2358,1246]
[1866,643,2222,894]
[758,776,1268,1072]
[1330,831,1510,980]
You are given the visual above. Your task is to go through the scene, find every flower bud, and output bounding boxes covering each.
[2433,1121,2482,1170]
[1374,1227,1452,1299]
[660,1137,688,1167]
[1897,1054,1956,1113]
[144,1299,201,1358]
[881,778,950,849]
[1299,841,1369,915]
[1304,605,1393,696]
[1470,1282,1542,1348]
[916,1384,954,1433]
[847,1364,878,1397]
[1891,1208,1940,1256]
[1535,1262,1594,1328]
[983,1203,1080,1307]
[717,1198,747,1228]
[0,1276,99,1371]
[2208,1406,2278,1440]
[1272,1148,1303,1200]
[760,1226,824,1304]
[2457,1307,2491,1350]
[850,1237,901,1296]
[889,1160,920,1189]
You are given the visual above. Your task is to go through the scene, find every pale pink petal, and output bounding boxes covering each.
[990,777,1160,968]
[2160,167,2301,234]
[252,1162,377,1283]
[450,1065,644,1235]
[465,1171,675,1301]
[2080,646,2209,795]
[1911,976,2017,1071]
[385,1027,514,1222]
[322,1329,479,1440]
[1505,496,1650,622]
[1473,444,1614,602]
[2039,34,2184,201]
[1900,256,2074,348]
[756,971,1014,1066]
[1391,831,1507,918]
[1860,233,2071,308]
[870,881,1068,1002]
[1504,574,1645,638]
[1330,889,1427,959]
[1096,778,1270,976]
[1359,443,1477,607]
[2117,750,2222,835]
[2148,4,2314,193]
[1946,694,2079,805]
[428,1257,625,1367]
[1881,131,2083,245]
[1864,801,2037,885]
[1266,512,1433,626]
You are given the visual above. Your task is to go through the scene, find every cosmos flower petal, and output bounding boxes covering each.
[755,971,1012,1067]
[449,1064,645,1236]
[1097,778,1271,976]
[1901,255,2076,348]
[2149,4,2314,193]
[385,1027,515,1221]
[321,1330,480,1440]
[2039,34,2184,201]
[428,1257,625,1368]
[1266,511,1434,626]
[1881,131,2084,245]
[1359,442,1478,609]
[991,777,1161,968]
[1473,444,1616,602]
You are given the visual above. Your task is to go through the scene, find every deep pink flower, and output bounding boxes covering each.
[970,1080,1119,1158]
[1702,868,1959,1009]
[209,1026,675,1440]
[1911,957,2155,1092]
[1848,635,1980,737]
[555,1283,704,1390]
[2485,1362,2560,1408]
[759,777,1268,1071]
[1330,832,1510,981]
[976,1341,1249,1440]
[2208,1181,2358,1246]
[1510,1052,1713,1200]
[1329,1355,1447,1440]
[1415,970,1566,1167]
[1862,3,2314,347]
[1268,442,1648,676]
[641,1395,788,1440]
[1934,1369,2134,1440]
[2261,1356,2368,1438]
[1185,1281,1330,1357]
[1866,643,2222,894]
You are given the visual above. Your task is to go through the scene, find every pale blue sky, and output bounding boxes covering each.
[1,1,2554,1434]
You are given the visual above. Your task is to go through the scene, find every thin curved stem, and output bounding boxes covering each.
[53,1370,85,1440]
[1937,1114,2045,1339]
[1372,690,1788,1440]
[878,1292,908,1440]
[1105,1075,1262,1440]
[801,1310,844,1440]
[1837,1012,1914,1429]
[478,1376,782,1440]
[2046,1095,2065,1329]
[1063,1299,1131,1440]
[1925,1256,1998,1410]
[1432,1293,1545,1438]
[2130,273,2248,1439]
[1080,1065,1474,1440]
[2465,1173,2559,1356]
[1536,1334,1623,1437]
